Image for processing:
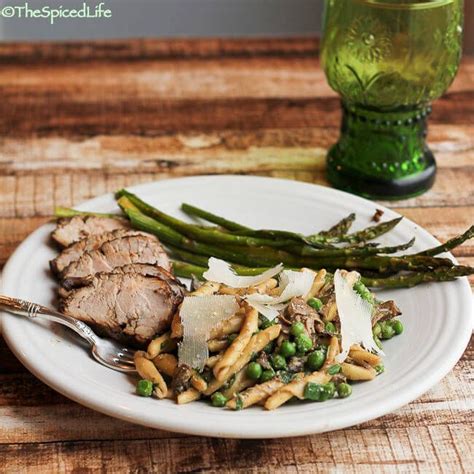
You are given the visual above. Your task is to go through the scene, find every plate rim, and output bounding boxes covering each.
[1,174,472,438]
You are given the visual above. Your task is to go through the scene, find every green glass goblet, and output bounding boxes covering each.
[321,0,463,199]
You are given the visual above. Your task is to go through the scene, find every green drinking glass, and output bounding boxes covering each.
[321,0,463,199]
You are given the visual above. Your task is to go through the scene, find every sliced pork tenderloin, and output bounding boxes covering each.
[62,263,185,296]
[60,234,171,289]
[52,215,130,248]
[50,229,147,276]
[58,271,183,347]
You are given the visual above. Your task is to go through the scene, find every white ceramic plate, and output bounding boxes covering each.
[1,175,472,438]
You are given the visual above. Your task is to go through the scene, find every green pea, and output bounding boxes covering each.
[322,382,336,400]
[295,334,313,353]
[260,368,276,383]
[272,354,287,370]
[246,362,263,380]
[391,319,404,335]
[211,392,228,407]
[381,323,395,340]
[372,323,382,338]
[136,379,153,397]
[327,364,341,375]
[303,382,324,401]
[279,341,296,358]
[353,280,374,304]
[325,321,336,334]
[290,321,305,337]
[306,350,325,371]
[337,383,352,398]
[307,297,323,311]
[375,364,385,374]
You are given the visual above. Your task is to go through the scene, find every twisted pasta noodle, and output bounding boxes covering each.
[192,281,221,296]
[219,278,277,296]
[146,332,176,359]
[213,306,259,381]
[206,354,221,369]
[341,362,376,380]
[208,338,229,352]
[209,313,244,340]
[221,368,255,399]
[218,286,242,296]
[134,351,168,399]
[191,373,208,392]
[152,353,178,376]
[204,324,281,396]
[349,346,381,367]
[323,335,340,369]
[264,371,330,410]
[305,269,327,300]
[177,388,201,404]
[226,378,284,410]
[170,311,183,339]
[323,299,338,322]
[253,278,278,294]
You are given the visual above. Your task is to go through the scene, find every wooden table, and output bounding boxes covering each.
[0,38,472,473]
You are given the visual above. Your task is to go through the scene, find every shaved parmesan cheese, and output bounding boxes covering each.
[246,300,285,321]
[203,257,283,288]
[334,270,383,363]
[178,295,239,370]
[246,269,316,320]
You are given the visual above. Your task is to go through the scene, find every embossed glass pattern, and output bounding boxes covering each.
[322,0,463,199]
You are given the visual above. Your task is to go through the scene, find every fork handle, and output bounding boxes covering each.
[0,295,98,346]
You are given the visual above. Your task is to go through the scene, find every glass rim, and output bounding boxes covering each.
[353,0,456,10]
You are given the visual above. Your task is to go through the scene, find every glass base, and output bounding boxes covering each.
[327,150,436,200]
[326,103,437,200]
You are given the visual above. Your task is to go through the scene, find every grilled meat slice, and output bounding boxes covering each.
[61,263,185,297]
[50,229,147,276]
[283,297,325,337]
[372,300,402,326]
[52,216,130,248]
[58,271,183,347]
[171,364,194,396]
[61,234,171,289]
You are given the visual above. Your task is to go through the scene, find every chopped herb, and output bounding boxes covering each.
[222,374,236,390]
[327,364,341,375]
[277,370,295,384]
[234,395,244,411]
[259,315,274,330]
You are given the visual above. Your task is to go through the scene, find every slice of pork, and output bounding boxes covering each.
[50,229,147,276]
[52,215,130,248]
[59,271,183,347]
[114,263,185,296]
[61,234,171,289]
[61,263,185,296]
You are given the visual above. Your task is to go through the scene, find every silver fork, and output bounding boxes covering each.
[0,295,136,373]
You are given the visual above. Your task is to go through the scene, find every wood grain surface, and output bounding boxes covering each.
[0,38,472,473]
